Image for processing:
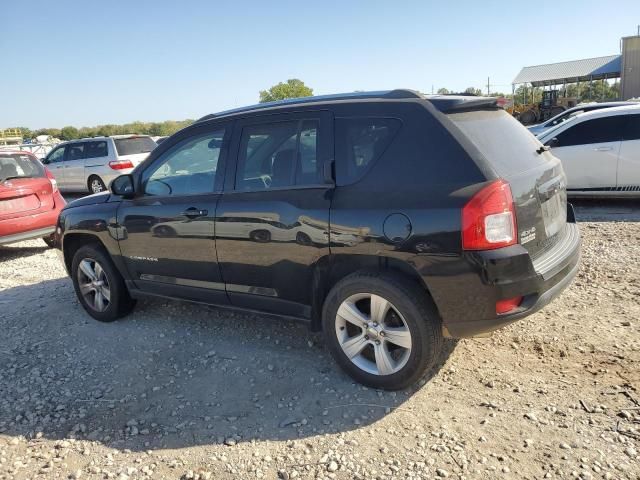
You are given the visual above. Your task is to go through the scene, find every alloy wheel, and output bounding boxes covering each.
[77,258,111,312]
[335,293,412,376]
[91,179,104,193]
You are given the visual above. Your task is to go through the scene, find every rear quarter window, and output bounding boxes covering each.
[335,117,401,186]
[448,109,547,177]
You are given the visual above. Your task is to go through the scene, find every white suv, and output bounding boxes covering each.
[539,104,640,196]
[42,135,156,193]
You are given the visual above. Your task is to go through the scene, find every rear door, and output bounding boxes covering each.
[117,124,230,304]
[617,113,640,190]
[547,115,624,192]
[43,145,67,188]
[447,108,567,259]
[84,140,110,180]
[0,153,54,224]
[216,111,333,318]
[65,142,87,191]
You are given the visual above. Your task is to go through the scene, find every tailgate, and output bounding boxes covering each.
[447,108,568,259]
[0,178,55,221]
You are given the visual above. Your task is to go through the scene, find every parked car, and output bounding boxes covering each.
[42,135,156,193]
[539,104,640,196]
[527,101,637,136]
[0,151,65,246]
[55,90,580,390]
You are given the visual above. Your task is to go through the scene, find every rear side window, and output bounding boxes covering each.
[335,118,401,186]
[623,114,640,141]
[448,109,549,177]
[236,119,321,191]
[85,141,108,159]
[0,154,46,181]
[553,116,625,147]
[114,137,156,156]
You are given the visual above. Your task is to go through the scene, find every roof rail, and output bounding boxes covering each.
[196,89,424,122]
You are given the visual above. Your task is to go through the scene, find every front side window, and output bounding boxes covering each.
[143,129,225,196]
[47,146,66,163]
[335,117,401,185]
[85,141,108,159]
[236,119,321,191]
[67,143,86,161]
[553,116,625,147]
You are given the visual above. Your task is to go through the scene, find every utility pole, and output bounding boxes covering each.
[487,77,490,96]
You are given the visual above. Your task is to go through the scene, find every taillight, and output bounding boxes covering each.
[462,179,517,250]
[109,160,134,170]
[44,167,58,192]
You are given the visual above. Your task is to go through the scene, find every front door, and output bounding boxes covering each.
[549,115,625,192]
[216,112,333,318]
[65,142,87,191]
[43,145,67,189]
[117,124,231,304]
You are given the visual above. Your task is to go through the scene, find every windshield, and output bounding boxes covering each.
[0,153,46,182]
[114,136,156,156]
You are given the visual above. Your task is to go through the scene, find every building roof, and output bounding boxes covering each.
[513,55,622,86]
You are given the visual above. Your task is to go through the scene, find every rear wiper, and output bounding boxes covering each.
[2,175,34,181]
[536,146,550,155]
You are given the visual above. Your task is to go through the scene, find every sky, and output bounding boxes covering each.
[1,0,639,129]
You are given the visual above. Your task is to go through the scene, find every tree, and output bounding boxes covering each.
[437,88,449,94]
[60,126,79,141]
[259,79,313,103]
[464,87,483,96]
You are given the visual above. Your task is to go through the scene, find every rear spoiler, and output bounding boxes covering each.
[425,95,499,113]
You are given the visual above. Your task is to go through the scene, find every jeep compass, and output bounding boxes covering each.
[55,90,581,390]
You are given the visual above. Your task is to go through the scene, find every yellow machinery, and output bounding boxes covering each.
[0,128,23,146]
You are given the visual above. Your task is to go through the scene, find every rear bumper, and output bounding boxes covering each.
[0,193,64,245]
[429,220,581,338]
[0,225,56,245]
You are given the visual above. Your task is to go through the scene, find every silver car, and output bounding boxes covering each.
[527,101,637,136]
[42,135,156,193]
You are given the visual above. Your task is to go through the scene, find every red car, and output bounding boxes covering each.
[0,151,66,247]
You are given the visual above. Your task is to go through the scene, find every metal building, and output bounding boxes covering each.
[512,34,640,101]
[621,35,640,100]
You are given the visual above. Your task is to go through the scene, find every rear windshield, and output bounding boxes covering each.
[114,137,156,156]
[0,153,46,181]
[448,109,548,176]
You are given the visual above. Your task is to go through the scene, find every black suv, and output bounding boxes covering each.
[55,90,580,390]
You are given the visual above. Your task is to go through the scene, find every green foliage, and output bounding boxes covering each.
[259,79,313,103]
[464,87,483,96]
[20,120,194,142]
[436,88,450,94]
[60,126,79,141]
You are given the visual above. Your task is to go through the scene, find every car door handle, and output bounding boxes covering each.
[181,208,208,218]
[594,146,613,152]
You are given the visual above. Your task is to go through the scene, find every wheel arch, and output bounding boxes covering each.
[309,254,440,332]
[62,233,107,274]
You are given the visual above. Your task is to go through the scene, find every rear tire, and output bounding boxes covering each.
[71,244,135,322]
[88,176,107,194]
[519,109,537,125]
[322,271,443,390]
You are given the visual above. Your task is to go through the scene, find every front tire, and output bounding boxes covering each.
[322,272,443,390]
[71,244,135,322]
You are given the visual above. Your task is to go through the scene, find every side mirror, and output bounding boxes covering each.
[41,157,50,165]
[111,174,135,197]
[545,137,559,148]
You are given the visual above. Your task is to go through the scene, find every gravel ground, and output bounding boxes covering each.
[0,201,639,480]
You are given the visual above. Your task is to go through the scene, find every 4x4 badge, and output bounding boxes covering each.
[520,227,536,244]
